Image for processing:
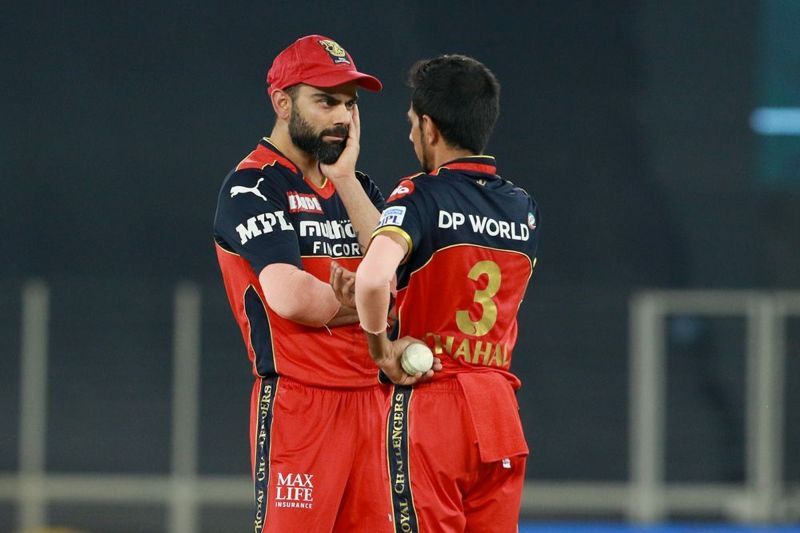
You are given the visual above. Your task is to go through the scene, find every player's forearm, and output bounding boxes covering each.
[355,236,405,334]
[363,330,391,363]
[326,304,359,327]
[332,177,380,250]
[355,270,391,334]
[259,264,340,327]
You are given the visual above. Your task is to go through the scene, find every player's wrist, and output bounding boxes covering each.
[323,301,343,326]
[363,330,391,363]
[359,321,385,335]
[326,172,358,186]
[319,161,356,182]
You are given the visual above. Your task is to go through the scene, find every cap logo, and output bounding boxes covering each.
[318,39,350,65]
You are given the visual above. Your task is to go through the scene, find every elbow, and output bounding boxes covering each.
[267,296,336,328]
[259,265,338,327]
[269,299,315,325]
[355,263,390,301]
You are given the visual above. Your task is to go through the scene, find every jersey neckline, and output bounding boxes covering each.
[258,137,336,199]
[433,155,497,177]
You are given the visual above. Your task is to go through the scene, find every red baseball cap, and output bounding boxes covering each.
[267,35,383,95]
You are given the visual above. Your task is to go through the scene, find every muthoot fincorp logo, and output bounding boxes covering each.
[275,472,314,509]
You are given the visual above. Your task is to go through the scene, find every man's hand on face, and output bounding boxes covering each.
[319,104,360,182]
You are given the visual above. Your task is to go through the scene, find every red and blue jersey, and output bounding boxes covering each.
[213,138,384,388]
[373,156,539,389]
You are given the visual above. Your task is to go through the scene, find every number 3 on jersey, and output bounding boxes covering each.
[456,260,501,336]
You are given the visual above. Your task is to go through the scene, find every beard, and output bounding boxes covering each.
[289,107,348,165]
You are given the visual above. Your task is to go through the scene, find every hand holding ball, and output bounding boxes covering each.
[400,343,434,375]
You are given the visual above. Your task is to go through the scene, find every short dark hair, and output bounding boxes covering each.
[284,85,300,100]
[407,54,500,154]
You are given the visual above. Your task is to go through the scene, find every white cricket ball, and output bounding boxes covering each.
[400,343,434,375]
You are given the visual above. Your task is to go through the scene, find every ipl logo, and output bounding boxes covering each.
[318,39,350,65]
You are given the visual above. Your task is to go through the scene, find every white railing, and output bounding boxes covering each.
[17,280,49,528]
[1,283,798,531]
[629,290,800,523]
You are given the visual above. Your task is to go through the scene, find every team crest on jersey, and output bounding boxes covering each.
[318,39,350,65]
[387,180,415,202]
[528,212,537,230]
[378,206,406,227]
[287,191,323,214]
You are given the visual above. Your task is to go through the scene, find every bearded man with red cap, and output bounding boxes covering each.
[213,35,396,532]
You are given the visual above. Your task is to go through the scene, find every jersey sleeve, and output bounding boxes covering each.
[525,195,541,261]
[355,171,385,211]
[213,169,302,272]
[371,178,426,262]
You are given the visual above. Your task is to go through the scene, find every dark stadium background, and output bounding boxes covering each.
[2,0,799,531]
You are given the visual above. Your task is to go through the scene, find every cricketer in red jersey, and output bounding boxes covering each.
[213,35,394,532]
[355,55,540,532]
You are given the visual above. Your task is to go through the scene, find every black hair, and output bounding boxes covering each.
[407,54,500,154]
[284,85,300,100]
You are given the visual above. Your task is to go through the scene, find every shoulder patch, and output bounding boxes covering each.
[387,179,416,202]
[377,206,407,227]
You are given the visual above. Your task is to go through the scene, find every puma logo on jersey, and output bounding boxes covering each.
[230,178,267,201]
